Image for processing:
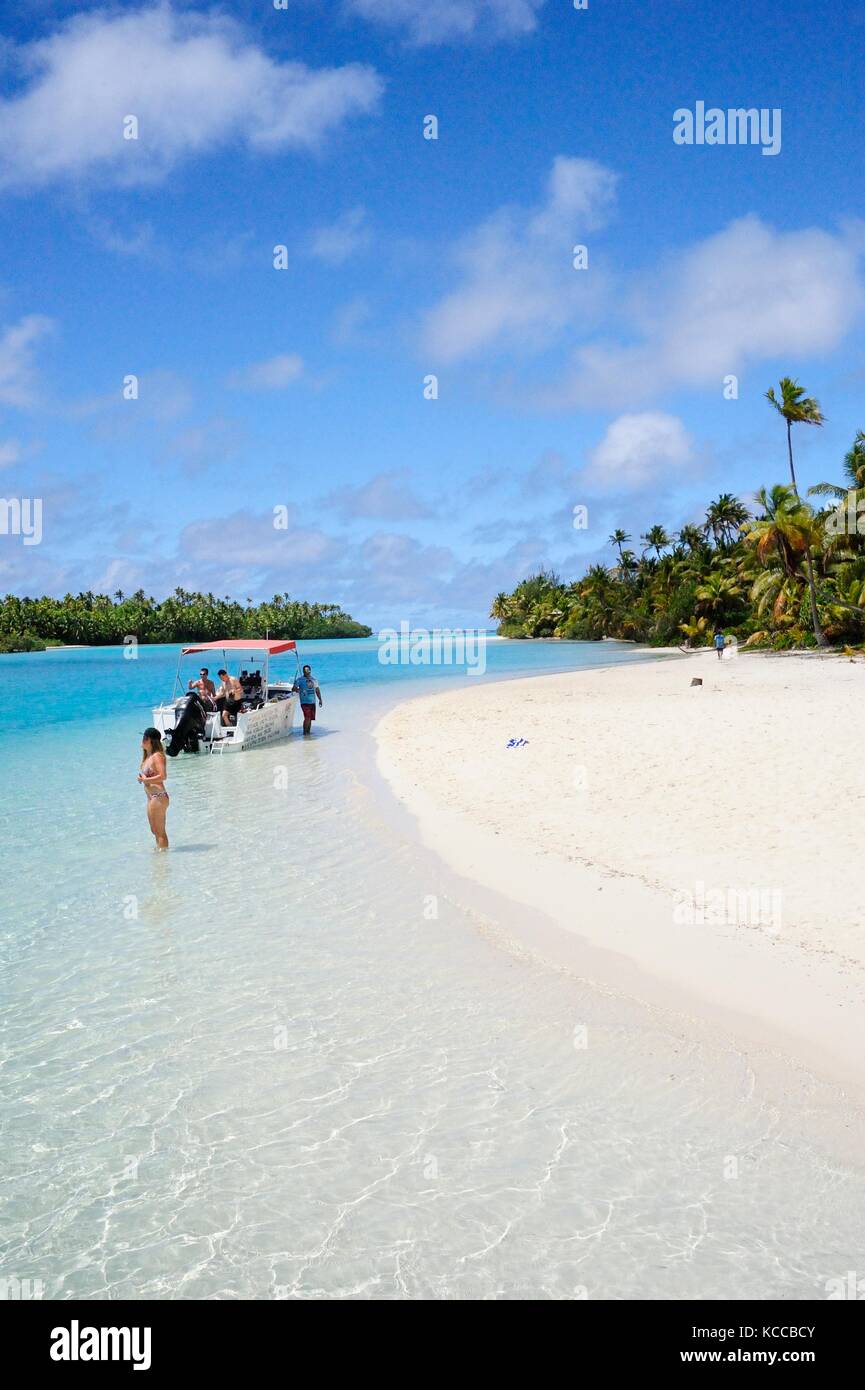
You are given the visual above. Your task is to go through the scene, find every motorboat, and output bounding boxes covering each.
[152,639,301,755]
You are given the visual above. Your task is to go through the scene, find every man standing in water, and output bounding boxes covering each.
[292,664,323,735]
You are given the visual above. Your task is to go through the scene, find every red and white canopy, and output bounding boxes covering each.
[181,639,297,655]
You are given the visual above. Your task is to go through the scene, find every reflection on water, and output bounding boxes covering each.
[1,654,864,1299]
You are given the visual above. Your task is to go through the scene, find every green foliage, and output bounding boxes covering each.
[490,439,865,650]
[0,589,372,648]
[0,631,47,653]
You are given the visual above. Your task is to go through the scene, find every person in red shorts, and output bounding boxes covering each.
[292,664,323,735]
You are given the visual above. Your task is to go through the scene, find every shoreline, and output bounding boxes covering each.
[374,650,865,1101]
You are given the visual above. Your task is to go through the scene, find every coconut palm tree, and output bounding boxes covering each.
[581,563,612,592]
[766,378,825,491]
[608,528,631,565]
[750,568,803,626]
[743,484,820,576]
[678,523,706,554]
[765,378,828,645]
[616,549,638,582]
[490,592,513,622]
[704,494,750,549]
[524,595,563,637]
[678,615,708,648]
[695,571,743,620]
[814,429,865,499]
[826,556,865,630]
[809,431,865,553]
[640,525,671,559]
[842,430,865,490]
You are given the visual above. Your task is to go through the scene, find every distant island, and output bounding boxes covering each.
[491,380,865,653]
[0,588,372,653]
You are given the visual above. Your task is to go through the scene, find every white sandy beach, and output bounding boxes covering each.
[376,650,865,1093]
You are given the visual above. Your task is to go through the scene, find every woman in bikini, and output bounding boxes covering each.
[139,727,169,850]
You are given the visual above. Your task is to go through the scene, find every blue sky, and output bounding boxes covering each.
[1,0,863,629]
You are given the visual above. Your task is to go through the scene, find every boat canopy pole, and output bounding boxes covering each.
[172,647,184,701]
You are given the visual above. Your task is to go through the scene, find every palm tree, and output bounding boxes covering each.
[580,563,613,594]
[616,549,638,582]
[695,571,742,620]
[843,431,865,490]
[524,592,565,638]
[578,564,616,637]
[810,431,865,537]
[766,378,825,491]
[743,485,820,578]
[514,569,562,606]
[704,493,750,549]
[827,555,865,628]
[765,378,828,645]
[678,524,706,554]
[640,525,671,559]
[679,615,708,648]
[490,593,512,622]
[750,568,803,626]
[608,529,631,565]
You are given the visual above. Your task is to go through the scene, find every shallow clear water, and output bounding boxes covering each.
[1,640,863,1299]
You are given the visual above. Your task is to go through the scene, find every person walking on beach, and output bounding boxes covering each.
[713,628,726,660]
[292,664,323,735]
[139,727,169,850]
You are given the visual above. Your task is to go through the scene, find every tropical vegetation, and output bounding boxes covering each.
[0,589,372,653]
[490,380,865,651]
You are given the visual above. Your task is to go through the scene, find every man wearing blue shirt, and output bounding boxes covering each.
[292,664,323,735]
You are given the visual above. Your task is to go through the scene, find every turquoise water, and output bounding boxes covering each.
[0,635,643,732]
[2,639,864,1300]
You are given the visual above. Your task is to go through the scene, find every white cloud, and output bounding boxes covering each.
[0,314,54,407]
[420,156,617,363]
[179,508,339,569]
[551,215,864,408]
[310,206,370,264]
[353,531,455,612]
[583,413,696,492]
[0,4,383,189]
[227,354,304,390]
[421,172,863,406]
[344,0,544,45]
[323,469,437,521]
[91,556,141,595]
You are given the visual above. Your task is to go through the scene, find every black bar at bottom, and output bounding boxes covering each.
[3,1298,860,1375]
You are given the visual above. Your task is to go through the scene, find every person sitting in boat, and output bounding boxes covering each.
[292,664,322,735]
[215,668,244,726]
[188,666,216,706]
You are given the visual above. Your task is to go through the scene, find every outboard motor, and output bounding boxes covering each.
[165,691,207,756]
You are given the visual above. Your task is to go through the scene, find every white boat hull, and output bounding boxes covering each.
[153,685,299,753]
